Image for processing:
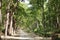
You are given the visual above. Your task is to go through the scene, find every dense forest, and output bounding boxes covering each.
[0,0,60,40]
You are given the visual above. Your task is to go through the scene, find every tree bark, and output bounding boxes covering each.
[0,0,2,25]
[5,11,9,36]
[9,12,13,35]
[5,2,10,36]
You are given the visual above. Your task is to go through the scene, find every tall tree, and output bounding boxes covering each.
[0,0,2,25]
[5,0,10,36]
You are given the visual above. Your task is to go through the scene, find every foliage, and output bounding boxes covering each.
[1,0,60,37]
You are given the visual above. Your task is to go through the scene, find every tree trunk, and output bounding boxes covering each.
[5,0,18,36]
[5,2,10,36]
[9,12,13,35]
[13,12,16,35]
[52,33,58,40]
[0,0,2,25]
[5,11,9,36]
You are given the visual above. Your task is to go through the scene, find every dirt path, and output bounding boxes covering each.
[16,29,51,40]
[0,29,51,40]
